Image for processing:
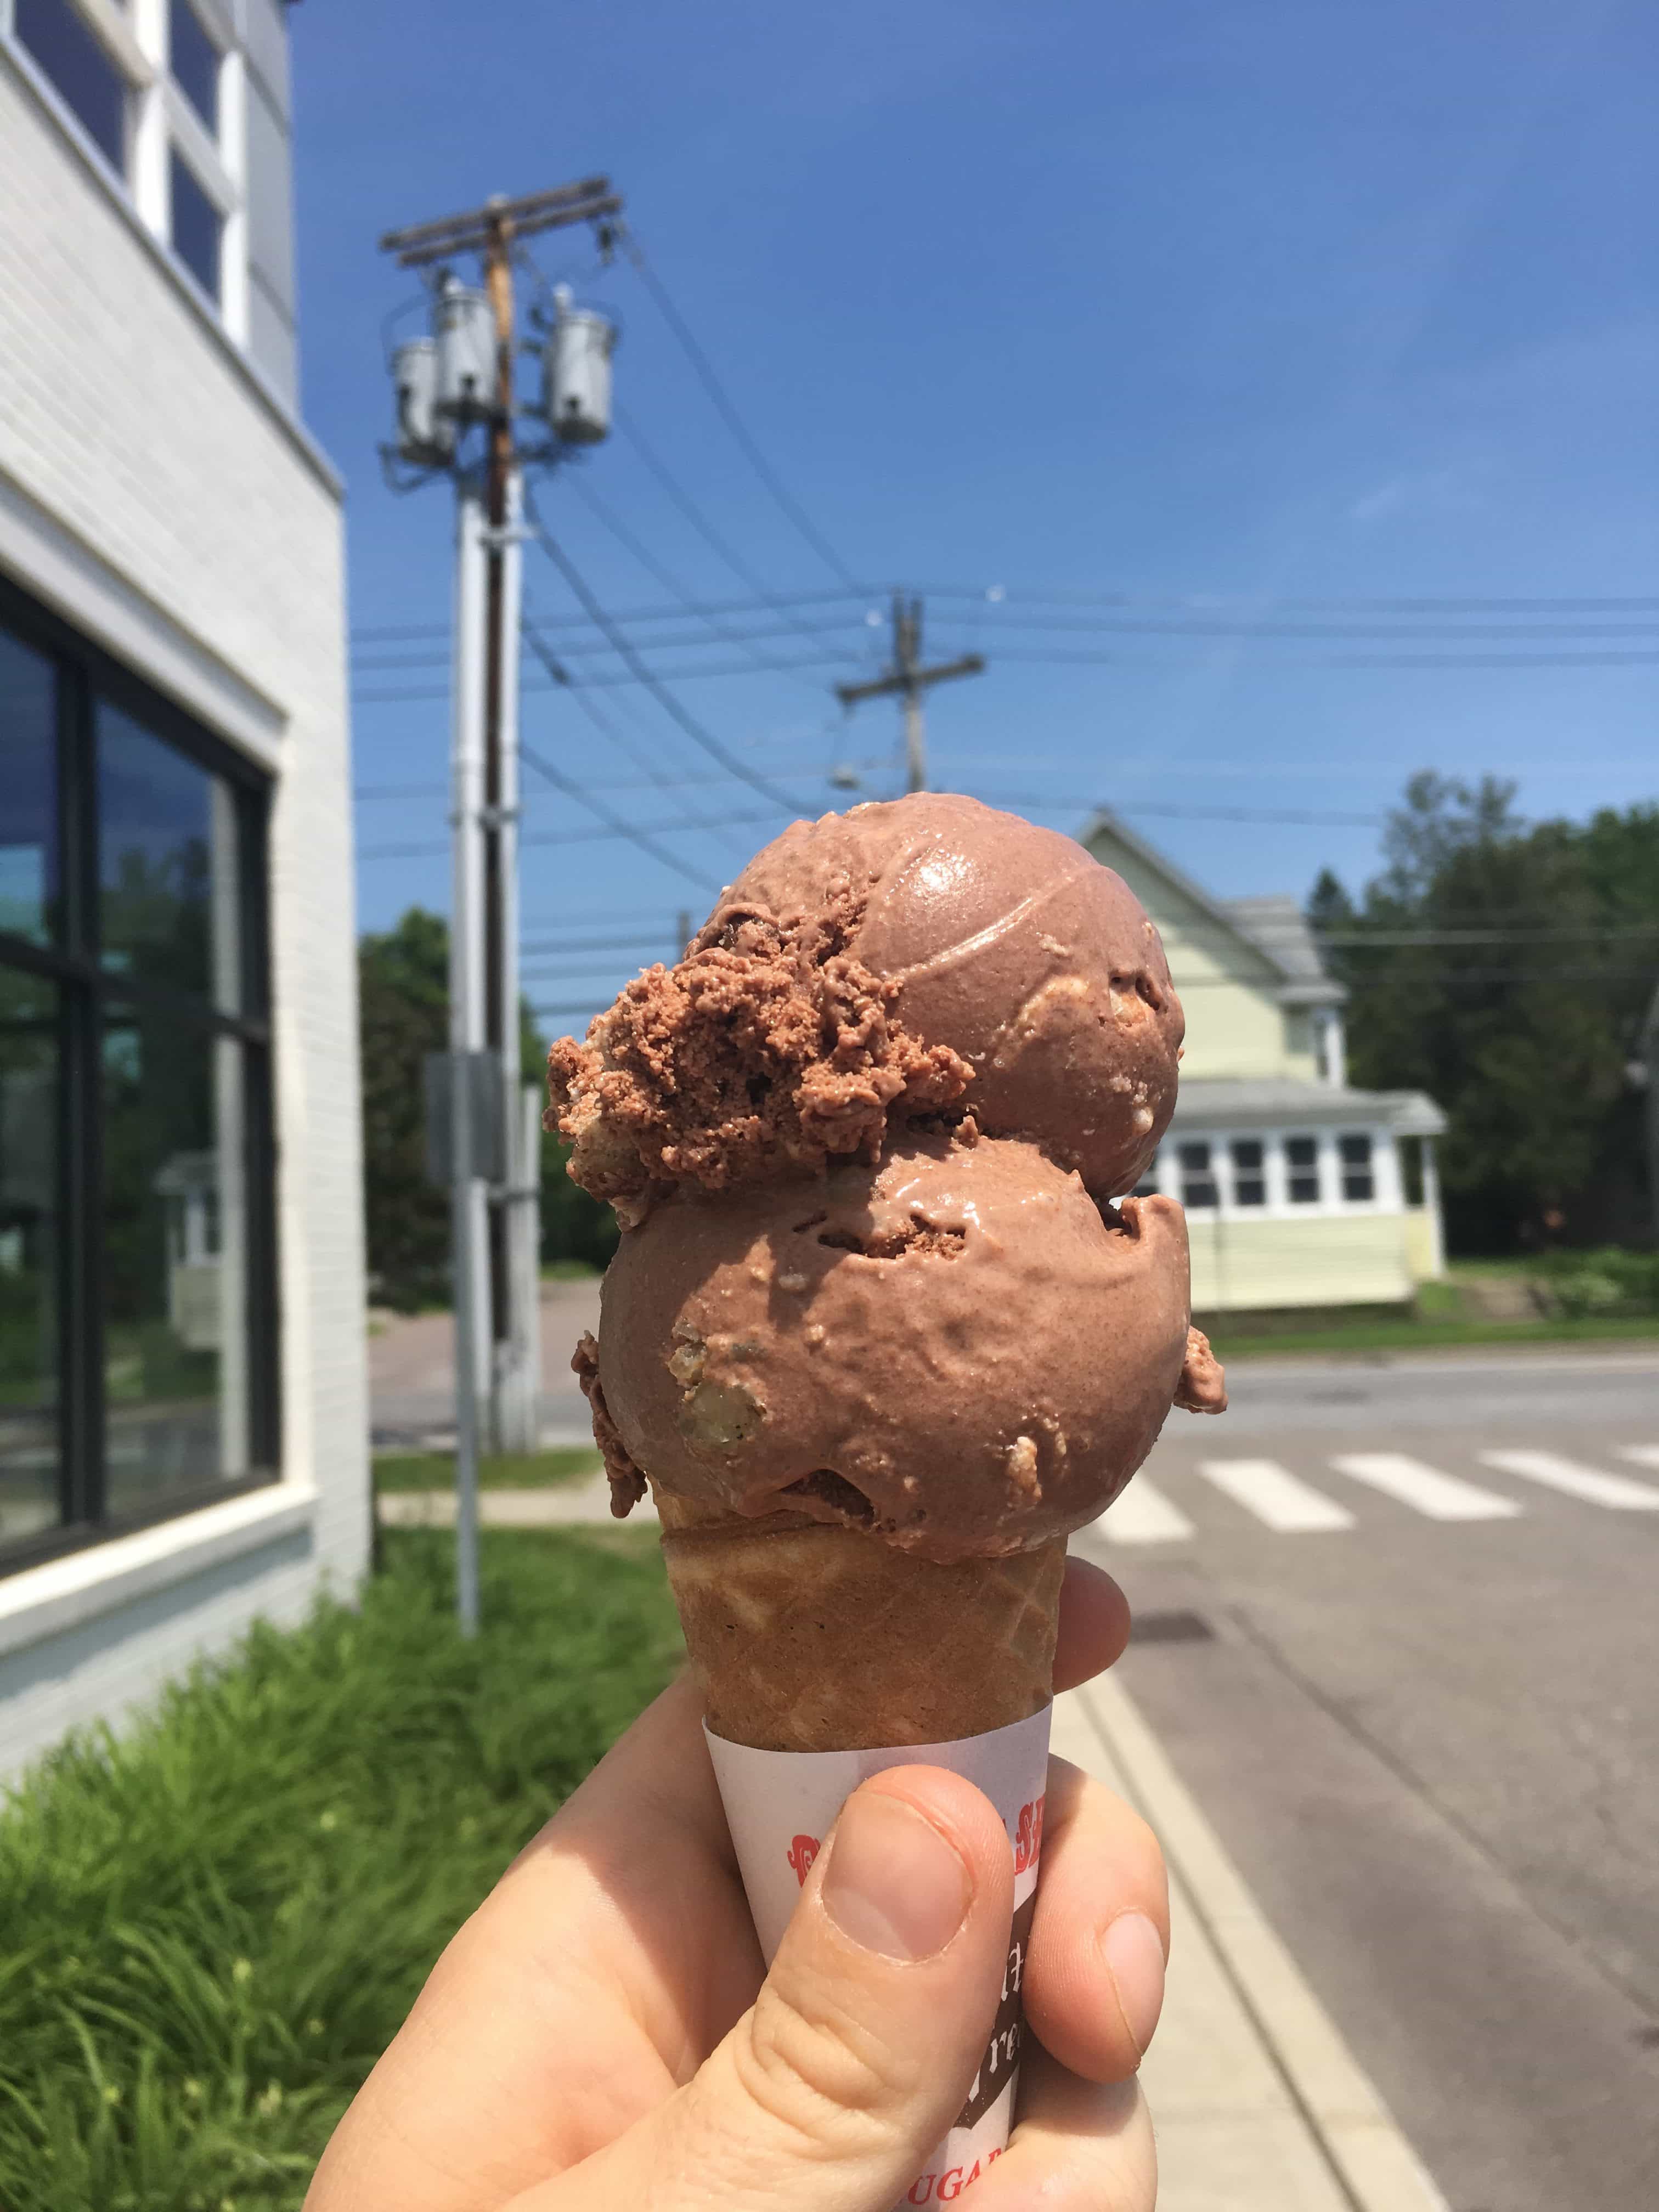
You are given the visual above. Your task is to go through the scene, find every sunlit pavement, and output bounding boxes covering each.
[1078,1347,1659,2212]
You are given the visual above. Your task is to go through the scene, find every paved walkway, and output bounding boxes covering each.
[377,1475,637,1528]
[378,1476,1447,2208]
[1057,1676,1447,2211]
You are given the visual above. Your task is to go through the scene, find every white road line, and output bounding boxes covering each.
[1478,1449,1659,1511]
[1198,1458,1356,1533]
[1329,1453,1522,1522]
[1616,1444,1659,1472]
[1094,1479,1195,1545]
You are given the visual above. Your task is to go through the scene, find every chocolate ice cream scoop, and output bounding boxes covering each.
[712,792,1184,1197]
[547,793,1184,1219]
[583,1131,1198,1564]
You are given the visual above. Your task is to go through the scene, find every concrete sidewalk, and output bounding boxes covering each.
[379,1479,1448,2210]
[376,1473,640,1528]
[1056,1677,1448,2211]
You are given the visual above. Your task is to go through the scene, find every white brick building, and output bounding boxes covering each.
[0,0,367,1778]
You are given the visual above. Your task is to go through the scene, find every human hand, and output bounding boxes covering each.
[305,1555,1166,2212]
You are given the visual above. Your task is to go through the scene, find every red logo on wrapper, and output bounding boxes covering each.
[787,1833,820,1885]
[1013,1793,1045,1874]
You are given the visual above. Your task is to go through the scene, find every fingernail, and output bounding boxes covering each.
[1103,1911,1166,2056]
[821,1791,975,1961]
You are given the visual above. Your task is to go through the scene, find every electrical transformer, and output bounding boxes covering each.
[392,336,454,464]
[435,276,498,421]
[543,287,615,444]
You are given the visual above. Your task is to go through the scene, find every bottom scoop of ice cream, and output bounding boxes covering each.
[588,1131,1196,1563]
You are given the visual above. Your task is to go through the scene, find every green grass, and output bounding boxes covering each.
[0,1528,680,2212]
[1208,1313,1659,1359]
[371,1446,602,1494]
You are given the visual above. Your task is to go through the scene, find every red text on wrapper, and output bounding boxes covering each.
[787,1834,820,1885]
[1012,1793,1045,1874]
[905,2147,1006,2203]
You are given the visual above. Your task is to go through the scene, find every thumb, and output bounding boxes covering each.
[515,1767,1015,2212]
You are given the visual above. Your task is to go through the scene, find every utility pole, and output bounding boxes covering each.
[835,590,984,793]
[381,177,620,1631]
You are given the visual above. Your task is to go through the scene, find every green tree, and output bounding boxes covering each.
[358,910,617,1310]
[1312,781,1659,1253]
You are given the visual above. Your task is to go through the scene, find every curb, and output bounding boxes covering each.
[1065,1673,1449,2212]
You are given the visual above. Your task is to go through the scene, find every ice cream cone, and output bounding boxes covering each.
[655,1487,1065,1754]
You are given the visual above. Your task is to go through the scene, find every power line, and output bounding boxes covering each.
[566,471,828,686]
[521,932,680,956]
[921,613,1659,641]
[522,479,816,813]
[916,588,1659,614]
[517,735,720,891]
[613,406,858,659]
[521,614,681,794]
[359,804,786,864]
[623,233,862,590]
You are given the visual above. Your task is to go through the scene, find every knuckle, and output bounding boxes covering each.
[732,1977,913,2153]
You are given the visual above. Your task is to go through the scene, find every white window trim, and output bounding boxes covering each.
[0,1481,318,1660]
[1152,1125,1402,1222]
[0,26,340,492]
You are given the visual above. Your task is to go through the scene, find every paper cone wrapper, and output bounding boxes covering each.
[657,1488,1062,2208]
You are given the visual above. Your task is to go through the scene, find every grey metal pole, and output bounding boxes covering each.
[904,687,926,793]
[450,477,490,1636]
[494,464,541,1454]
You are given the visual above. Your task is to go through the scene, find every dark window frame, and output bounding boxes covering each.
[0,571,280,1581]
[1339,1131,1375,1204]
[13,0,131,180]
[167,0,222,135]
[1285,1132,1321,1205]
[1228,1136,1266,1207]
[168,147,224,306]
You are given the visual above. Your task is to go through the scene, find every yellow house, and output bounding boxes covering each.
[1083,811,1447,1315]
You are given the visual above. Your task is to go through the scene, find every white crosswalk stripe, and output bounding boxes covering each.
[1328,1453,1522,1522]
[1478,1449,1659,1511]
[1197,1458,1355,1533]
[1084,1443,1659,1550]
[1093,1479,1195,1546]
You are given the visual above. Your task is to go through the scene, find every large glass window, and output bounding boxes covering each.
[168,0,220,134]
[0,972,60,1548]
[0,583,275,1575]
[0,631,59,946]
[102,1013,249,1515]
[100,704,239,1007]
[13,0,128,176]
[170,151,223,304]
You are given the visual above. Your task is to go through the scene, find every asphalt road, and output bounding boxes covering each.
[1073,1347,1659,2212]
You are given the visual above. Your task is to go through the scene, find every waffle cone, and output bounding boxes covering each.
[656,1488,1064,1753]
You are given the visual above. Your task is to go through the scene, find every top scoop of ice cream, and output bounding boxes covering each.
[547,793,1184,1217]
[585,1130,1195,1562]
[707,792,1184,1196]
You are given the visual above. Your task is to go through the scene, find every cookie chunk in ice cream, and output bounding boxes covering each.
[581,1130,1197,1564]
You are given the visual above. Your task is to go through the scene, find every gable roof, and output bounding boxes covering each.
[1080,808,1344,1007]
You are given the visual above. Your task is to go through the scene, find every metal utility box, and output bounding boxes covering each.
[543,290,615,444]
[422,1051,506,1186]
[435,278,498,421]
[392,336,454,464]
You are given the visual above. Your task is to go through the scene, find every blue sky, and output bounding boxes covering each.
[291,0,1659,1036]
